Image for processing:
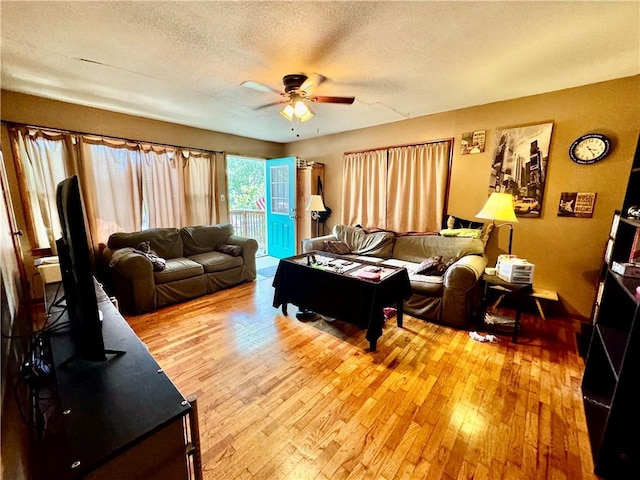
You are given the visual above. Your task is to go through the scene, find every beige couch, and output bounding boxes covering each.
[301,224,489,328]
[102,224,258,314]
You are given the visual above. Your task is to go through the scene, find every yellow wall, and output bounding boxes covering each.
[2,76,639,319]
[284,76,640,319]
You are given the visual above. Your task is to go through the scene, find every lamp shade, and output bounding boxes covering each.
[280,104,294,121]
[294,100,313,122]
[297,108,314,122]
[306,194,326,212]
[294,100,309,117]
[281,100,314,122]
[476,192,518,223]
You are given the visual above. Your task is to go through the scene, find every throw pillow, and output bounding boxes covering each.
[443,215,485,230]
[414,256,458,276]
[440,228,482,239]
[435,257,457,275]
[442,215,494,248]
[415,256,442,275]
[216,244,242,257]
[136,241,167,271]
[324,240,352,255]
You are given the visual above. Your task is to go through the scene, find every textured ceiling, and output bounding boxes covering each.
[1,1,639,143]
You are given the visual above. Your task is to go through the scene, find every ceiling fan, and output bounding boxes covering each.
[241,73,355,122]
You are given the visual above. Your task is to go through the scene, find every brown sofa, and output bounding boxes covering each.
[102,224,258,314]
[301,224,490,328]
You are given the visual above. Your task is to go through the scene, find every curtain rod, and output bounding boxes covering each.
[2,121,225,155]
[344,137,453,155]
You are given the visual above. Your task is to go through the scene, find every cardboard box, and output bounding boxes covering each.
[611,261,640,278]
[497,258,534,284]
[37,262,62,284]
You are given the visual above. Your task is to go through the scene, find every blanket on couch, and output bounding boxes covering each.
[332,224,395,257]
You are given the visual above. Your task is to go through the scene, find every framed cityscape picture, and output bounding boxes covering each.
[488,122,553,217]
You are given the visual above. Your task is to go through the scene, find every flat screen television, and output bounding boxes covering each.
[55,175,108,364]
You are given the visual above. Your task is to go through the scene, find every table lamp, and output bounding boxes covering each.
[476,192,518,254]
[306,194,326,237]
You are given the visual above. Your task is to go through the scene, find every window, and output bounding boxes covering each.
[269,165,289,214]
[342,141,451,232]
[8,124,224,251]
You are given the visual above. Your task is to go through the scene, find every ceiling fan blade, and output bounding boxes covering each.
[310,95,355,104]
[300,73,326,94]
[253,101,284,111]
[241,80,281,94]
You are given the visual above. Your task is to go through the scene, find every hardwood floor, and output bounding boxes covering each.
[126,276,598,480]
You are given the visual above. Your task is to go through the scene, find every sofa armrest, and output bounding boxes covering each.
[301,234,336,253]
[441,254,488,327]
[227,235,259,279]
[102,247,156,314]
[444,254,487,289]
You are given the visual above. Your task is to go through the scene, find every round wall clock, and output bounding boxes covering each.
[569,133,611,164]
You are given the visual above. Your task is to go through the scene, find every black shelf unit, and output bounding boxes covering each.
[39,281,203,479]
[582,135,640,479]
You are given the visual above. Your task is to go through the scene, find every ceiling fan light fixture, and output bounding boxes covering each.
[281,100,314,122]
[294,100,309,117]
[294,100,314,122]
[250,73,354,123]
[280,104,295,121]
[298,108,314,122]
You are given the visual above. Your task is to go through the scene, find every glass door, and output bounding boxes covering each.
[265,157,296,258]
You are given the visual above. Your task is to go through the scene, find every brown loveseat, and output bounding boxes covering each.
[301,224,490,328]
[102,224,258,314]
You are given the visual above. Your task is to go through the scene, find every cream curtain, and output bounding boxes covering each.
[80,139,143,242]
[387,142,450,232]
[341,150,388,228]
[8,124,226,253]
[9,127,71,248]
[181,150,222,226]
[341,140,450,233]
[140,146,184,228]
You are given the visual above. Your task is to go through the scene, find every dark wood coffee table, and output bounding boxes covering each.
[272,251,411,351]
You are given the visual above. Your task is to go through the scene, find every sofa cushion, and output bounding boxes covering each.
[333,225,395,258]
[409,278,444,296]
[383,258,446,290]
[180,224,234,256]
[153,257,204,284]
[189,251,243,273]
[108,228,183,259]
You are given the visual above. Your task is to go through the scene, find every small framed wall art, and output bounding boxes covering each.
[558,192,597,218]
[460,130,486,155]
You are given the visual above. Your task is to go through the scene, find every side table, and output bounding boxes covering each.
[481,273,533,342]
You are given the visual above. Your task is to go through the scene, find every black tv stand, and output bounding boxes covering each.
[40,280,202,479]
